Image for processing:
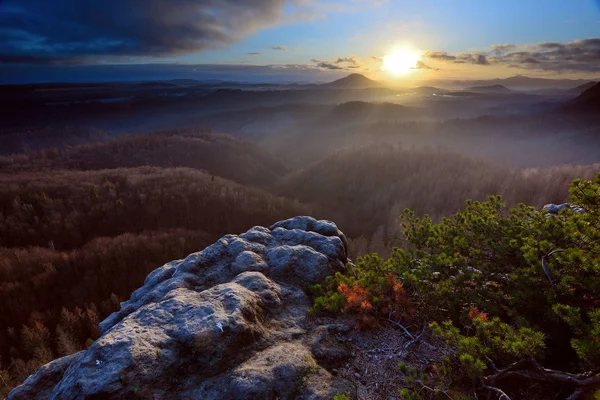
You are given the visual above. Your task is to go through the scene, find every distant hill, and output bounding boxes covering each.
[0,130,287,187]
[330,101,412,121]
[415,86,448,95]
[453,75,591,90]
[166,79,205,86]
[561,82,600,114]
[465,84,513,94]
[321,73,381,89]
[567,81,598,94]
[134,81,178,88]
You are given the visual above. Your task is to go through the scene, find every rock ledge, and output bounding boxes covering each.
[9,216,356,400]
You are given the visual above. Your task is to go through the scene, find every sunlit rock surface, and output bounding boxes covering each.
[9,216,355,400]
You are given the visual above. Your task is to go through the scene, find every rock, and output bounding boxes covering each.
[9,216,356,400]
[310,325,352,369]
[543,203,585,215]
[7,352,85,400]
[466,266,482,275]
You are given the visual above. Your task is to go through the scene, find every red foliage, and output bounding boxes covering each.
[337,274,415,330]
[383,274,415,323]
[468,305,488,322]
[338,282,373,312]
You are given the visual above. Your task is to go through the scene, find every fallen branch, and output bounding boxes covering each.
[415,379,455,400]
[566,389,584,400]
[481,384,511,400]
[381,318,415,340]
[399,323,427,359]
[492,359,600,386]
[483,358,600,398]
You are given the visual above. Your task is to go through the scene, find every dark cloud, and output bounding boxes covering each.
[491,44,516,54]
[456,53,489,65]
[271,46,288,51]
[425,38,600,72]
[0,0,288,63]
[334,56,358,65]
[311,58,343,70]
[312,55,366,70]
[425,51,489,65]
[493,38,600,71]
[424,51,456,61]
[248,52,261,55]
[412,60,437,70]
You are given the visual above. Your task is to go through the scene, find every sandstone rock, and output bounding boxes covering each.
[7,352,85,400]
[9,216,356,400]
[543,203,585,215]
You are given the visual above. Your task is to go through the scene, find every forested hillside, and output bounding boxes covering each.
[0,163,310,395]
[0,128,598,397]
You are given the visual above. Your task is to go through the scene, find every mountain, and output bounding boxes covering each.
[321,73,381,89]
[7,217,355,400]
[465,84,513,94]
[410,86,449,95]
[562,82,600,114]
[453,75,591,90]
[567,81,598,94]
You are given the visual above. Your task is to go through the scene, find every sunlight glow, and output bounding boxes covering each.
[382,49,421,76]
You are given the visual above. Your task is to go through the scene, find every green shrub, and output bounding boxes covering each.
[314,173,600,398]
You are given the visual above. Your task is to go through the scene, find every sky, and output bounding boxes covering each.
[1,0,600,83]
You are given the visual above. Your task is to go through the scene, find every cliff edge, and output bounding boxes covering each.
[9,216,356,400]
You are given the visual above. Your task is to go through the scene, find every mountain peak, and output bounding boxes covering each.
[322,73,380,88]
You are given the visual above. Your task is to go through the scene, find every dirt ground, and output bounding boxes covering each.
[308,315,453,400]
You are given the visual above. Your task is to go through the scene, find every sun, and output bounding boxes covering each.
[383,49,421,76]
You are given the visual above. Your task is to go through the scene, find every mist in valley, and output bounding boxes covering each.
[1,71,599,398]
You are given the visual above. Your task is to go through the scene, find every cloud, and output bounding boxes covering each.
[424,38,600,72]
[499,38,600,71]
[412,60,436,70]
[311,58,344,70]
[424,51,456,61]
[491,44,516,54]
[0,0,299,64]
[311,55,367,70]
[271,46,288,51]
[424,51,488,65]
[457,53,489,65]
[334,56,358,65]
[293,0,388,15]
[248,52,261,56]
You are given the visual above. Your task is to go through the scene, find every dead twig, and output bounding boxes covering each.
[381,318,415,340]
[481,384,511,400]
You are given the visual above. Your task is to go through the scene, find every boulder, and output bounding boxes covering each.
[542,203,585,215]
[8,217,355,400]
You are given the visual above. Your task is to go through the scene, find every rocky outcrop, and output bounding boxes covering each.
[543,203,585,214]
[9,217,356,400]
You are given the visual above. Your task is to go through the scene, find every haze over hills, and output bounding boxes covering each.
[3,72,600,400]
[465,84,513,94]
[452,74,593,90]
[567,81,598,94]
[561,81,600,113]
